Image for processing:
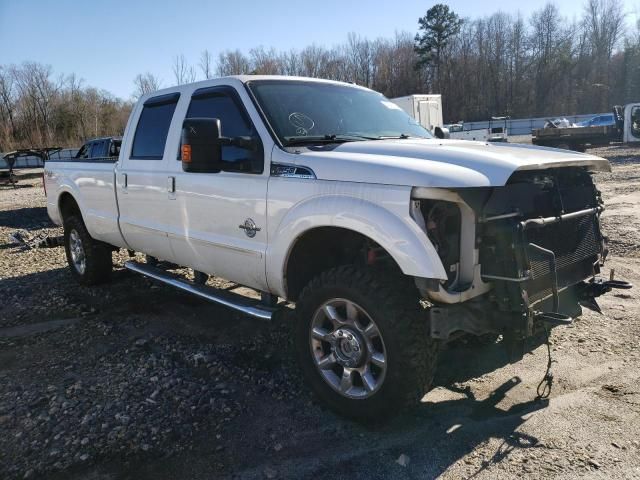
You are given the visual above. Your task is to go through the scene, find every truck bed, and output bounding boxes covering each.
[45,158,125,249]
[532,125,619,150]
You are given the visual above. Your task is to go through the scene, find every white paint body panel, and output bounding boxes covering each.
[44,75,612,300]
[45,162,127,249]
[285,138,610,188]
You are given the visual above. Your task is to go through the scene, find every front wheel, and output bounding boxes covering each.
[294,266,438,420]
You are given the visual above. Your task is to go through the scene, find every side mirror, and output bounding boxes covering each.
[181,117,222,173]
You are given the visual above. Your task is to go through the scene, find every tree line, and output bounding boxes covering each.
[1,0,638,151]
[0,63,132,152]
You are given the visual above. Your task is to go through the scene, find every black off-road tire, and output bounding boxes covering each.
[294,265,439,421]
[63,215,113,286]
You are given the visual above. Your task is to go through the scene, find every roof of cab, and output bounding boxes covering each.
[138,75,370,103]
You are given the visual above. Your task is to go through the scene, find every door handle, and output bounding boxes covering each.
[167,176,175,193]
[121,173,128,189]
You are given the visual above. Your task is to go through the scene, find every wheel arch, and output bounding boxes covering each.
[58,191,82,223]
[266,195,447,301]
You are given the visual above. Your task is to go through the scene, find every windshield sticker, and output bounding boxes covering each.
[289,112,315,136]
[381,100,402,110]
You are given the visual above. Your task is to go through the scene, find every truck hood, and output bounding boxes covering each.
[289,139,611,188]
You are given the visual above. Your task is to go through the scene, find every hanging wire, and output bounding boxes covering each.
[536,324,554,400]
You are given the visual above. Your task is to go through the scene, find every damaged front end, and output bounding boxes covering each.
[413,167,631,349]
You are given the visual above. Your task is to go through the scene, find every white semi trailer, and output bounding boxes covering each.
[389,94,443,132]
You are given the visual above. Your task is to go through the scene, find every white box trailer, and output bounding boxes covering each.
[389,94,443,132]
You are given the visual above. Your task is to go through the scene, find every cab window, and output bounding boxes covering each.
[631,106,640,139]
[90,141,106,158]
[182,89,263,173]
[131,93,180,159]
[75,144,90,159]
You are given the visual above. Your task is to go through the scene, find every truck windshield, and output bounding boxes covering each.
[247,80,433,146]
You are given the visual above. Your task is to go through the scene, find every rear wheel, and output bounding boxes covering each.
[294,266,439,420]
[63,215,112,285]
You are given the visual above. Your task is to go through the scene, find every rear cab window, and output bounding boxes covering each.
[131,92,180,160]
[90,141,106,158]
[76,143,90,159]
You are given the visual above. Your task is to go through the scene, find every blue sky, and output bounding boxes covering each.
[1,0,638,99]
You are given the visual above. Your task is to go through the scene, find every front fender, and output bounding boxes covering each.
[266,194,447,299]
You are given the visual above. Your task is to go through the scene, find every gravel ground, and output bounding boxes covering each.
[0,147,639,479]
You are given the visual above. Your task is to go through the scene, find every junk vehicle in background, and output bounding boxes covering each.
[2,148,62,188]
[445,116,509,142]
[44,76,631,420]
[73,137,122,160]
[576,113,616,128]
[389,94,509,142]
[389,94,443,133]
[532,104,640,151]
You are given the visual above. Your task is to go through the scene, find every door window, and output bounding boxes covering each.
[631,107,640,139]
[131,93,180,159]
[90,140,106,158]
[76,144,90,159]
[183,90,262,173]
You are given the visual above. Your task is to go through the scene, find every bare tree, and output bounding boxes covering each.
[0,66,17,149]
[582,0,626,109]
[249,46,282,74]
[216,50,251,76]
[0,62,131,149]
[133,72,161,98]
[12,62,59,145]
[200,49,214,79]
[172,54,196,85]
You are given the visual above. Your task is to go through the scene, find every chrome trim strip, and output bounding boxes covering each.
[125,261,273,320]
[167,232,262,258]
[120,221,168,236]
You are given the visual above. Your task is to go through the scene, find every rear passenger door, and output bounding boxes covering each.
[116,92,180,261]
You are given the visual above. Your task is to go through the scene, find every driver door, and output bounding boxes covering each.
[166,86,269,291]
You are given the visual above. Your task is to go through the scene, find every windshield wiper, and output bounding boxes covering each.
[376,134,416,139]
[283,134,379,146]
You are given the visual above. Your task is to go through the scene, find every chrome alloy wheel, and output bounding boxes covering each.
[69,229,86,275]
[310,298,387,399]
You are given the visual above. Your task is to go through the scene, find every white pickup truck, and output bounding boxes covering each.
[45,76,630,420]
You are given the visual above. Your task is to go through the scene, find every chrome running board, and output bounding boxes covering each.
[124,261,275,321]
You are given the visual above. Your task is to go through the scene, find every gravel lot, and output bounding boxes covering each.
[1,146,639,479]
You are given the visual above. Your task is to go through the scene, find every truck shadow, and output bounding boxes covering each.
[0,206,52,231]
[410,378,546,478]
[313,342,549,478]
